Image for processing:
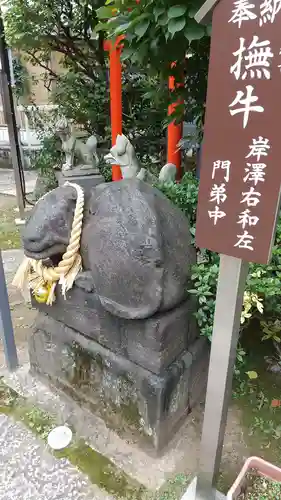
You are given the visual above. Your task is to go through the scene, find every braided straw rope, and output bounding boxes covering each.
[13,182,84,305]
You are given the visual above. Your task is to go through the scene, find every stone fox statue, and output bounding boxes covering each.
[22,179,196,320]
[104,134,177,183]
[55,118,99,171]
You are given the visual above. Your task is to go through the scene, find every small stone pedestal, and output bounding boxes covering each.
[29,312,209,452]
[29,285,209,452]
[57,166,104,194]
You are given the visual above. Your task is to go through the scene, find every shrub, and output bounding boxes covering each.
[24,106,62,196]
[30,135,61,181]
[98,161,112,183]
[157,172,198,227]
[158,172,281,370]
[52,71,110,140]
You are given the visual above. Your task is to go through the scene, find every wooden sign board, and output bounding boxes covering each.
[195,0,281,264]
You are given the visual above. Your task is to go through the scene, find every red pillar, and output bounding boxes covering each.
[167,73,183,180]
[105,38,123,181]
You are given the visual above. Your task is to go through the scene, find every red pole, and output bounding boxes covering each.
[167,73,183,180]
[105,38,123,181]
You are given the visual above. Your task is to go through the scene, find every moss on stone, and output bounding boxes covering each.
[120,400,141,428]
[58,441,145,499]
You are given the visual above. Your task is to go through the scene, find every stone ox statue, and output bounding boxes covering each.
[23,179,207,451]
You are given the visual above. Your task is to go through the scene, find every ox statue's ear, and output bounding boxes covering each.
[29,185,77,217]
[60,184,78,200]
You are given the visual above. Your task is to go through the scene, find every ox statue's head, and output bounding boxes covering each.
[23,186,77,261]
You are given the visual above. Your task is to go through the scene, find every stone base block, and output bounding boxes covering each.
[29,313,209,452]
[57,170,104,195]
[33,284,198,375]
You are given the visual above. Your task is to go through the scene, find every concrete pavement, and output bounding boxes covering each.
[0,414,113,500]
[0,168,37,197]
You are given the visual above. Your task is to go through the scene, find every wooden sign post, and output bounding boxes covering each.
[182,0,281,498]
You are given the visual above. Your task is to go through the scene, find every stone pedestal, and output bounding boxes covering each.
[57,166,104,195]
[29,311,209,452]
[32,284,199,375]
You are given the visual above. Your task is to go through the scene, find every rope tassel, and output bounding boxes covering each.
[12,182,84,306]
[12,256,32,292]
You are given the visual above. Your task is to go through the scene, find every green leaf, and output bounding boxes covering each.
[168,5,187,19]
[153,7,165,20]
[96,6,115,19]
[188,7,198,18]
[184,20,205,42]
[121,47,134,61]
[165,30,171,41]
[134,19,150,38]
[206,24,212,36]
[158,13,168,26]
[168,17,186,36]
[246,371,258,380]
[128,12,151,28]
[150,38,159,51]
[95,22,110,33]
[112,23,131,36]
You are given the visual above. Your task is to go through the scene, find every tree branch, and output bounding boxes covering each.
[51,19,98,79]
[54,41,96,78]
[26,50,58,79]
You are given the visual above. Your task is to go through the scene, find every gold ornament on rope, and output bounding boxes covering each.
[12,182,85,305]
